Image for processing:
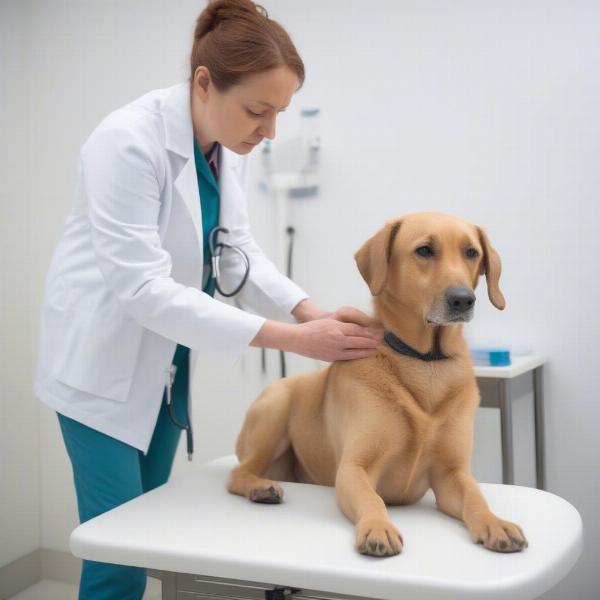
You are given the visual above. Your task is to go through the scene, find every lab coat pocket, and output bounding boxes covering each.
[47,301,143,403]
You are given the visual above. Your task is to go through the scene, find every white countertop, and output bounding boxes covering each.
[473,354,548,379]
[70,454,581,600]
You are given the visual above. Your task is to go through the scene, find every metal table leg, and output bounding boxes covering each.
[150,569,176,600]
[499,379,515,485]
[533,365,546,490]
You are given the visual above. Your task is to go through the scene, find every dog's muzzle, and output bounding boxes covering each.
[427,286,476,325]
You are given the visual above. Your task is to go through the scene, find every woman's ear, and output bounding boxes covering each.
[476,226,506,310]
[193,66,211,100]
[354,219,402,296]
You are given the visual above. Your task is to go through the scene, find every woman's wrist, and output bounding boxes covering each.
[249,319,298,352]
[291,298,329,323]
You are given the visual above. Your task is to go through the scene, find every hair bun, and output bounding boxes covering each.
[189,0,304,92]
[194,0,268,40]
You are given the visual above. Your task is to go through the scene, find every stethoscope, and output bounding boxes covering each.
[208,226,250,297]
[164,364,193,460]
[165,226,250,460]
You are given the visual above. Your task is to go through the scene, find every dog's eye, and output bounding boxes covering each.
[466,248,479,259]
[416,245,434,258]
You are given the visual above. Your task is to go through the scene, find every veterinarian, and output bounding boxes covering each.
[34,0,382,597]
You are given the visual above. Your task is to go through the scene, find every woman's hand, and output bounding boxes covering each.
[251,302,384,362]
[290,318,381,361]
[330,305,384,343]
[292,299,384,344]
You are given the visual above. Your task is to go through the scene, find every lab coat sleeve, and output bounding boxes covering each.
[217,156,310,323]
[81,124,266,368]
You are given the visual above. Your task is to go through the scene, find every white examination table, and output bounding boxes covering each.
[70,455,582,600]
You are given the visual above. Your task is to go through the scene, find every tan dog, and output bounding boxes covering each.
[227,211,528,556]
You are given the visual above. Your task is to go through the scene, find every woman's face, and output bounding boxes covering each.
[191,65,298,154]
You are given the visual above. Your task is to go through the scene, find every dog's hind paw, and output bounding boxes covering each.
[249,482,284,504]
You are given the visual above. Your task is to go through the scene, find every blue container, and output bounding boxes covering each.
[470,348,512,366]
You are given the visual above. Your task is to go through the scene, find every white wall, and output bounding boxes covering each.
[0,0,40,568]
[277,4,600,595]
[2,0,598,598]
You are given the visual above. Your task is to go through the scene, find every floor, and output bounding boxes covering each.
[8,576,162,599]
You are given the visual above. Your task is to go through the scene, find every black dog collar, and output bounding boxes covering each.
[383,330,451,362]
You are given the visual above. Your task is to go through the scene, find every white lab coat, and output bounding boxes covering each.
[34,82,308,453]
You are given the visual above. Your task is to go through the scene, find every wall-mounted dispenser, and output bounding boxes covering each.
[258,108,322,378]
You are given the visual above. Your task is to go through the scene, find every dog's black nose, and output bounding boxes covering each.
[446,287,476,314]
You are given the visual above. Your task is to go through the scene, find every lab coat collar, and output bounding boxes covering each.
[160,81,240,175]
[160,82,243,266]
[161,82,193,159]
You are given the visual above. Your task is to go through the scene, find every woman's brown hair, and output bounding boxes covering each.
[190,0,305,91]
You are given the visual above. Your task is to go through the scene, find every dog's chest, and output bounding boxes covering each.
[376,410,441,505]
[375,375,459,504]
[398,360,462,412]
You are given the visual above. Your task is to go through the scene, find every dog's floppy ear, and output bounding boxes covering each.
[476,226,506,310]
[354,219,402,296]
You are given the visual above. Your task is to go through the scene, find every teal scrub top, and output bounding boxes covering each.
[170,140,221,400]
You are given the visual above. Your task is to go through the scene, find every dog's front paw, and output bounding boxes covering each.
[355,516,403,557]
[469,515,528,552]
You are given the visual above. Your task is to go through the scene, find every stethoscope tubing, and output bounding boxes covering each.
[208,226,250,297]
[165,365,194,460]
[164,227,249,459]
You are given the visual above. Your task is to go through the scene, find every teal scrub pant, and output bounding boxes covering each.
[57,345,190,600]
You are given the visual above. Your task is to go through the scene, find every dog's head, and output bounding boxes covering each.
[354,211,505,325]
